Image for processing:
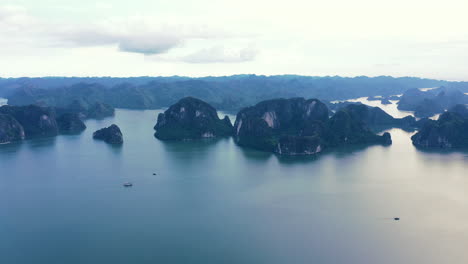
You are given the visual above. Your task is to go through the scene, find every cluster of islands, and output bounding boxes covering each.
[1,75,467,154]
[1,85,467,155]
[155,95,468,153]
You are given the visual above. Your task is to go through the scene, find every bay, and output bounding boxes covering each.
[1,103,467,264]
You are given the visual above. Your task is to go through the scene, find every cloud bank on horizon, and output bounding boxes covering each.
[1,0,468,80]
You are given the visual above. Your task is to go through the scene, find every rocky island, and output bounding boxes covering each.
[398,87,468,118]
[93,124,123,144]
[154,97,233,140]
[0,105,58,138]
[325,106,392,147]
[234,98,391,155]
[411,104,468,149]
[337,104,417,131]
[234,98,329,154]
[0,114,25,144]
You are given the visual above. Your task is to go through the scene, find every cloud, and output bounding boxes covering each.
[180,45,258,63]
[0,6,252,57]
[47,16,238,55]
[54,23,188,55]
[118,36,182,55]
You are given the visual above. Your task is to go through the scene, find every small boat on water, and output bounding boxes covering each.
[394,217,400,221]
[123,182,133,187]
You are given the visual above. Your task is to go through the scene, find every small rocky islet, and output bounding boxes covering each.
[93,124,123,144]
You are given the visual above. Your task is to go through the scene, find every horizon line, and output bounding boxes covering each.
[0,74,465,83]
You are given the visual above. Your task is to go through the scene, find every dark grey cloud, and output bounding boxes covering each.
[118,35,182,55]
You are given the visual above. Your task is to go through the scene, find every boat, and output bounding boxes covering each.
[394,217,400,221]
[123,182,133,187]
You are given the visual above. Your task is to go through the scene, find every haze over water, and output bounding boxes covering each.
[1,101,468,264]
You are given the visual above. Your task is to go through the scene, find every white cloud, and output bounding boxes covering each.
[54,21,234,55]
[0,5,254,58]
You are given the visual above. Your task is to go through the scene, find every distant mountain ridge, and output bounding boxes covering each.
[3,75,467,111]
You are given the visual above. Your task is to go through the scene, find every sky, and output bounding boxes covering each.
[1,0,468,80]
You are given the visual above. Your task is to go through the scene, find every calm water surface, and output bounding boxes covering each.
[1,105,468,264]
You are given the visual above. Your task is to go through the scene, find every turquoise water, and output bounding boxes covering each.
[1,107,468,264]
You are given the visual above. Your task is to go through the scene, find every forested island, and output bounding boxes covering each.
[411,104,468,148]
[0,101,114,144]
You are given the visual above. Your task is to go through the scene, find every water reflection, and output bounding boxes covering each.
[236,140,386,165]
[237,146,274,163]
[157,137,228,160]
[59,130,87,136]
[24,136,57,150]
[275,153,321,165]
[413,146,468,155]
[2,108,468,264]
[106,142,124,155]
[0,140,25,154]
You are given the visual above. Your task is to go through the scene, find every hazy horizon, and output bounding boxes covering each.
[2,0,468,80]
[0,74,464,83]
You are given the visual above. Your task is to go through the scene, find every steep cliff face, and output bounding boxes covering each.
[411,105,468,148]
[0,105,58,138]
[325,107,392,147]
[234,98,329,153]
[154,97,233,140]
[0,114,25,143]
[93,124,123,144]
[57,113,86,133]
[234,98,391,155]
